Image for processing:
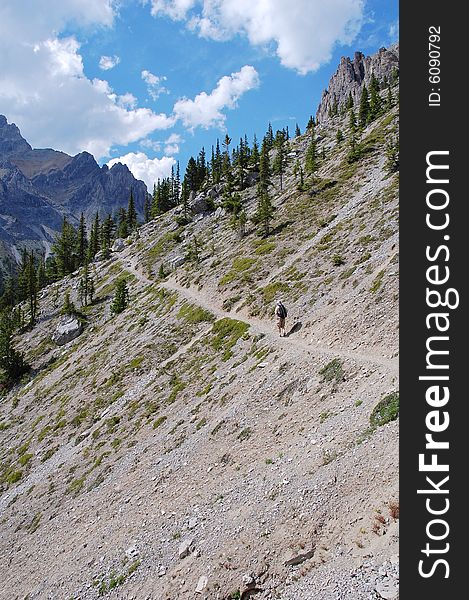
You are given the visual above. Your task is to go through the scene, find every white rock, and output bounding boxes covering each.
[195,575,208,593]
[178,538,194,559]
[375,581,399,600]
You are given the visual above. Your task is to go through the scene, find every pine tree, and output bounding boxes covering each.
[23,251,38,327]
[250,134,260,171]
[101,215,114,259]
[87,213,100,262]
[358,85,370,128]
[386,85,394,109]
[336,129,344,144]
[368,74,382,121]
[295,123,301,137]
[78,261,94,307]
[144,194,151,223]
[61,290,76,316]
[265,123,274,150]
[111,279,129,315]
[0,310,29,385]
[127,190,138,231]
[306,115,315,131]
[385,136,399,173]
[347,109,360,163]
[273,130,287,191]
[305,128,317,176]
[117,207,129,238]
[53,217,78,277]
[36,255,48,292]
[77,213,87,265]
[255,140,274,236]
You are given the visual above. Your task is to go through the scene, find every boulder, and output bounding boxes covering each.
[245,171,260,187]
[52,316,83,346]
[178,538,194,559]
[214,206,225,219]
[190,192,209,214]
[170,255,185,269]
[111,238,126,252]
[195,575,208,593]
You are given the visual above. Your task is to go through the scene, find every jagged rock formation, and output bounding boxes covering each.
[0,115,147,272]
[316,44,399,123]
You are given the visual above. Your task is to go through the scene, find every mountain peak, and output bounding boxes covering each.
[0,114,32,157]
[316,44,399,124]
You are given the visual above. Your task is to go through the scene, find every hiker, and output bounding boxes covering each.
[275,300,287,337]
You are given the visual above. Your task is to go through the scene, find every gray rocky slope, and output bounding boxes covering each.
[0,53,399,600]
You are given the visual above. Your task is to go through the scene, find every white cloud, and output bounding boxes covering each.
[151,0,365,74]
[0,0,175,160]
[141,70,169,100]
[151,0,196,20]
[164,132,182,154]
[99,55,120,70]
[173,65,259,130]
[107,152,176,189]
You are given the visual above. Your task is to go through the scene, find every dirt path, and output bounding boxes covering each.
[120,255,398,376]
[160,279,398,376]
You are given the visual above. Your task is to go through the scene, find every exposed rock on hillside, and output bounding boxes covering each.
[316,44,399,123]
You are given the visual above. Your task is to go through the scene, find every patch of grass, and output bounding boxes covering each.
[332,254,345,266]
[27,512,42,534]
[261,281,290,305]
[127,356,145,370]
[237,427,252,441]
[254,241,276,255]
[153,415,167,429]
[370,392,399,427]
[222,295,241,311]
[322,449,338,465]
[68,476,86,495]
[319,359,344,383]
[209,318,250,361]
[19,453,33,467]
[178,302,215,324]
[196,383,212,397]
[196,417,207,430]
[319,410,333,423]
[370,270,385,293]
[219,257,257,286]
[355,399,363,407]
[167,375,186,404]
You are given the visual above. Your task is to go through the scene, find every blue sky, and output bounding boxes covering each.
[0,0,398,190]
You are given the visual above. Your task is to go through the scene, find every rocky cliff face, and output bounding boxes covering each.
[0,115,148,269]
[316,44,399,123]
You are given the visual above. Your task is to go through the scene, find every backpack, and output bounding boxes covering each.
[277,303,287,318]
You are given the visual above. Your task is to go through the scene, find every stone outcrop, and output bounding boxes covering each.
[51,316,83,346]
[316,44,399,124]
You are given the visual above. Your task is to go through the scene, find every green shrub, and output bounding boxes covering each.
[319,358,344,383]
[209,318,250,361]
[178,303,215,324]
[370,392,399,427]
[332,254,345,266]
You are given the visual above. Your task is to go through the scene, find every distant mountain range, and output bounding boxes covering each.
[0,114,148,286]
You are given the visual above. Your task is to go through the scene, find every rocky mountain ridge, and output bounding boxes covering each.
[316,44,399,124]
[0,115,147,281]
